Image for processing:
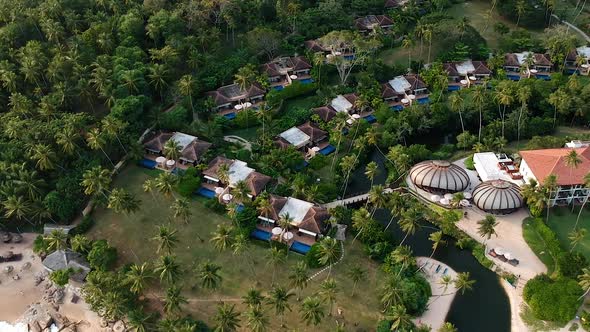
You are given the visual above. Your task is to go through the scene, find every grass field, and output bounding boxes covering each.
[522,217,557,274]
[546,206,590,260]
[225,126,260,141]
[89,165,385,330]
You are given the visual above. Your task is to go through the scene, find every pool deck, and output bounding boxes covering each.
[255,224,316,246]
[413,257,458,331]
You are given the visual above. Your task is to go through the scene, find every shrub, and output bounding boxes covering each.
[33,235,49,255]
[305,243,326,268]
[71,216,95,235]
[177,167,202,198]
[523,274,582,324]
[581,311,590,330]
[557,252,587,279]
[308,154,328,170]
[464,154,475,170]
[265,81,318,107]
[365,241,393,261]
[235,206,258,234]
[159,105,190,131]
[87,240,118,271]
[50,268,73,287]
[472,243,494,269]
[529,218,563,261]
[376,319,392,332]
[204,198,226,214]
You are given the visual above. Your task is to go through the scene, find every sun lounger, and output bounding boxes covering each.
[498,255,508,262]
[488,249,498,258]
[443,268,448,275]
[435,264,441,273]
[508,259,519,266]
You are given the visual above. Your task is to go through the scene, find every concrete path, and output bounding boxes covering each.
[223,135,252,151]
[413,257,458,331]
[552,14,590,42]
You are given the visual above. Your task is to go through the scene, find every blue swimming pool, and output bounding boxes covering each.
[447,85,461,91]
[391,105,404,111]
[536,74,551,80]
[319,144,336,156]
[138,158,157,169]
[251,229,271,241]
[344,55,355,60]
[299,78,314,84]
[507,74,521,81]
[236,204,245,213]
[417,97,430,104]
[273,85,284,91]
[363,114,377,123]
[223,112,236,120]
[197,187,216,198]
[291,241,311,254]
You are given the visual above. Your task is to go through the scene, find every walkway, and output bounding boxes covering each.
[223,135,252,151]
[322,188,394,209]
[413,257,458,331]
[552,14,590,42]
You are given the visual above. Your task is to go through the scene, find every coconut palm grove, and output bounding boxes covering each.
[1,0,590,331]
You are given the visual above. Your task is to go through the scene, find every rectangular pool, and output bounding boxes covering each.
[291,241,311,254]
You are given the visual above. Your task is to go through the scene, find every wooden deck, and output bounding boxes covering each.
[256,224,317,246]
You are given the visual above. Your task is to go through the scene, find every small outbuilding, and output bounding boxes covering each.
[472,180,523,214]
[42,249,91,282]
[409,160,470,194]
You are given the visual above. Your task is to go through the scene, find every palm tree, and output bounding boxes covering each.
[367,185,387,217]
[81,166,111,199]
[574,173,590,229]
[171,198,196,227]
[243,288,265,308]
[364,161,379,190]
[148,63,169,101]
[494,83,513,139]
[568,228,587,252]
[277,213,293,244]
[391,245,414,275]
[472,84,486,142]
[379,275,403,309]
[231,180,250,204]
[448,92,465,133]
[164,285,187,317]
[351,207,372,244]
[300,296,325,326]
[544,174,558,222]
[231,233,256,277]
[177,75,196,121]
[163,139,181,161]
[439,274,453,297]
[126,263,153,295]
[387,304,413,331]
[266,285,294,327]
[101,116,128,154]
[399,207,422,245]
[127,309,152,332]
[578,267,590,299]
[477,215,498,244]
[217,163,230,185]
[55,126,80,156]
[289,261,309,300]
[402,36,413,71]
[27,144,57,171]
[257,197,272,223]
[198,260,222,293]
[319,278,338,316]
[155,172,177,198]
[214,303,240,332]
[86,127,114,167]
[347,265,366,297]
[516,85,531,148]
[318,238,341,277]
[243,305,268,332]
[108,188,140,214]
[152,224,179,255]
[548,88,569,128]
[429,231,446,258]
[211,224,233,251]
[143,179,157,202]
[312,51,324,84]
[46,230,68,251]
[3,195,33,225]
[154,255,182,285]
[267,247,286,284]
[454,272,476,295]
[339,154,359,198]
[70,234,92,254]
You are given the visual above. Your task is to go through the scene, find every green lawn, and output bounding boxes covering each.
[89,165,385,330]
[282,94,320,114]
[546,206,590,260]
[224,126,260,141]
[522,217,557,274]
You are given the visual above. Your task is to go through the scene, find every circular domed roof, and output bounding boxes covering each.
[409,160,470,194]
[472,180,523,214]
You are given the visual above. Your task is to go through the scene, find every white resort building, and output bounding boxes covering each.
[519,146,590,206]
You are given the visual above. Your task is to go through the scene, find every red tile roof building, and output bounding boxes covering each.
[519,147,590,206]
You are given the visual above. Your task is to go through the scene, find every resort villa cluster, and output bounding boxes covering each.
[406,141,590,215]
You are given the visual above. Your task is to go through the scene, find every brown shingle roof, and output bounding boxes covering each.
[245,172,272,196]
[443,61,492,77]
[205,83,266,106]
[355,15,394,30]
[504,53,520,67]
[202,156,232,179]
[381,83,397,99]
[297,122,327,143]
[304,40,328,52]
[268,195,288,221]
[533,53,553,66]
[298,206,329,234]
[520,147,590,186]
[313,106,337,122]
[144,131,173,152]
[182,140,212,162]
[260,56,312,77]
[406,74,427,90]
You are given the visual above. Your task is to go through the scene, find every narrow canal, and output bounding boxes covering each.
[344,150,511,332]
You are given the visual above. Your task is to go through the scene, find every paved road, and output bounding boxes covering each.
[223,135,252,151]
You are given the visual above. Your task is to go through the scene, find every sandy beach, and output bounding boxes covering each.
[0,233,101,331]
[413,257,458,330]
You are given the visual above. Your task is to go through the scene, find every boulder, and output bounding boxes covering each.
[38,313,53,329]
[112,320,125,332]
[28,321,42,332]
